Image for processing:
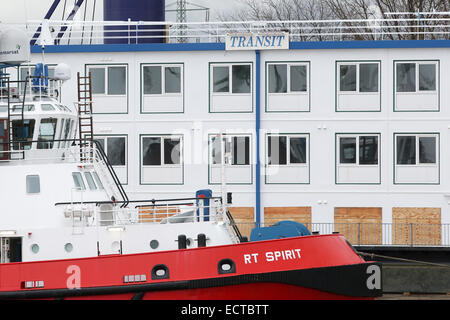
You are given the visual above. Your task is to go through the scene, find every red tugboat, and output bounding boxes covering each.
[0,27,381,301]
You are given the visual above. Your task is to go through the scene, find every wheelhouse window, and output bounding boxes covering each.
[336,134,380,184]
[336,61,380,112]
[209,134,252,184]
[141,63,184,113]
[265,134,309,184]
[210,63,253,113]
[37,118,57,149]
[84,172,97,190]
[394,133,439,184]
[11,119,35,150]
[141,135,183,184]
[394,60,439,111]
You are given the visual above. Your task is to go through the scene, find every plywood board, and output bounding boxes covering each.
[228,207,254,240]
[334,207,382,245]
[392,207,441,245]
[139,206,181,223]
[264,207,312,227]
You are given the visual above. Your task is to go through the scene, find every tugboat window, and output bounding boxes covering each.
[84,172,97,190]
[72,172,86,190]
[12,119,35,150]
[26,175,40,194]
[92,172,104,190]
[37,118,57,149]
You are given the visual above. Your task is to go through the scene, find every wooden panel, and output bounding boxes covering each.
[392,207,441,245]
[228,207,254,240]
[138,206,181,223]
[264,207,312,227]
[334,207,382,245]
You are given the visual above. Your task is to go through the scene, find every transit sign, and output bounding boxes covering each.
[226,32,289,50]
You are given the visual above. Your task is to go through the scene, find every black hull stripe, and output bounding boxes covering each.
[0,263,382,300]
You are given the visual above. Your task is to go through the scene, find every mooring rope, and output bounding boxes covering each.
[356,251,450,269]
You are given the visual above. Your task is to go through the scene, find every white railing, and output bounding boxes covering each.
[8,13,449,46]
[235,221,450,247]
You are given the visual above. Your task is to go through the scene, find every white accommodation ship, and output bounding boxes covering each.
[1,6,450,255]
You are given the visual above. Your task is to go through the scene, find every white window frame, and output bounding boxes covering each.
[337,134,380,166]
[141,63,183,97]
[209,134,251,167]
[87,64,128,96]
[210,63,252,96]
[395,133,439,166]
[266,134,309,167]
[394,61,438,94]
[337,61,380,94]
[94,135,128,168]
[141,135,183,168]
[266,62,309,95]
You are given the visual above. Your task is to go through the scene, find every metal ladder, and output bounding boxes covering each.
[76,72,94,162]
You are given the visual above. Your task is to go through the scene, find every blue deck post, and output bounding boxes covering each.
[255,50,261,227]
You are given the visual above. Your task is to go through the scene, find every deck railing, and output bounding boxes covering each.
[234,221,450,247]
[7,13,450,46]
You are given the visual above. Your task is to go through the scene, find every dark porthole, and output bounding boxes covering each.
[150,240,159,249]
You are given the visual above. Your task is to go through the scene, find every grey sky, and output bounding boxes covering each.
[0,0,246,24]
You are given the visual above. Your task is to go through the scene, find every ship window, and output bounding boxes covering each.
[143,65,182,95]
[212,64,251,94]
[338,135,378,165]
[12,119,35,150]
[339,63,379,93]
[11,104,35,112]
[37,118,57,149]
[92,172,104,190]
[72,172,86,190]
[396,62,437,92]
[84,172,97,190]
[41,104,55,111]
[90,68,106,94]
[268,135,307,165]
[142,136,181,166]
[108,66,126,95]
[89,65,127,96]
[268,63,308,93]
[94,136,127,167]
[396,135,437,165]
[211,135,250,166]
[26,175,40,194]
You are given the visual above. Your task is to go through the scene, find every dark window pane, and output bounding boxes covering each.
[268,136,286,165]
[107,137,126,166]
[290,65,307,92]
[359,63,379,92]
[142,137,161,165]
[165,67,181,93]
[108,66,126,95]
[340,137,356,164]
[397,136,416,164]
[232,136,249,165]
[419,64,436,91]
[143,66,162,94]
[213,66,229,92]
[268,64,287,93]
[90,68,105,94]
[164,138,181,165]
[211,136,222,164]
[419,137,436,164]
[396,63,416,92]
[290,137,306,163]
[359,136,378,165]
[232,65,251,93]
[12,119,35,150]
[340,65,356,91]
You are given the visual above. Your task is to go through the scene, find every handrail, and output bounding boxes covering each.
[5,14,448,46]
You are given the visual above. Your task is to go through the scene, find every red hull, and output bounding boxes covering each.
[0,234,382,300]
